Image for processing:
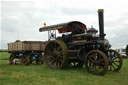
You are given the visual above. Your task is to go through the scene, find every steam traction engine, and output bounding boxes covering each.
[39,9,122,75]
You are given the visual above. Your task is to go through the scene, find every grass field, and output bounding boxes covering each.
[0,52,128,85]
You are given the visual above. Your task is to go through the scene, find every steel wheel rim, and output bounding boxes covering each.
[108,49,122,71]
[85,50,108,75]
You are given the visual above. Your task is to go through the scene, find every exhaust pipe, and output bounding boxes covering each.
[98,9,106,39]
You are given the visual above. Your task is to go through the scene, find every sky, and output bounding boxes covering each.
[0,0,128,49]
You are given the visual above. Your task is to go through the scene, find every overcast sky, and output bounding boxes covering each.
[0,0,128,49]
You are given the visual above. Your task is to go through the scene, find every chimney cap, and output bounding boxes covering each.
[98,9,104,12]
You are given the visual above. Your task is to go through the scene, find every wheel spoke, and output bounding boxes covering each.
[53,43,57,53]
[53,60,57,67]
[49,44,54,51]
[89,57,94,62]
[112,57,118,60]
[97,58,104,63]
[57,46,61,52]
[113,62,119,67]
[112,64,116,70]
[113,60,120,62]
[48,59,55,65]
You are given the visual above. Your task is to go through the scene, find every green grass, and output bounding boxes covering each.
[0,52,128,85]
[0,52,10,59]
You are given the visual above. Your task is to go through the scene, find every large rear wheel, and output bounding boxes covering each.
[85,50,108,75]
[44,40,68,69]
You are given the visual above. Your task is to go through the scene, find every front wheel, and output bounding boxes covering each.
[85,50,108,75]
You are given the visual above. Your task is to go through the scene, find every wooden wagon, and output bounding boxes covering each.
[8,40,46,65]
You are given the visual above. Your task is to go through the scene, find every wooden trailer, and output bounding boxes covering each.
[8,40,46,65]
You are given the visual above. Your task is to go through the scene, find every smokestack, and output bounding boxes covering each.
[98,9,106,39]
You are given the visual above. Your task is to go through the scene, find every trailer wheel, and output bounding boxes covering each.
[44,40,68,69]
[9,54,15,64]
[85,50,108,75]
[107,49,122,71]
[21,54,30,65]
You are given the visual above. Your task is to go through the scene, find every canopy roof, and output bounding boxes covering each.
[39,21,87,33]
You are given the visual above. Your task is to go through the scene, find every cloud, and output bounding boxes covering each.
[1,0,128,49]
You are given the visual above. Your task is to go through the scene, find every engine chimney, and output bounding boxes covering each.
[98,9,106,39]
